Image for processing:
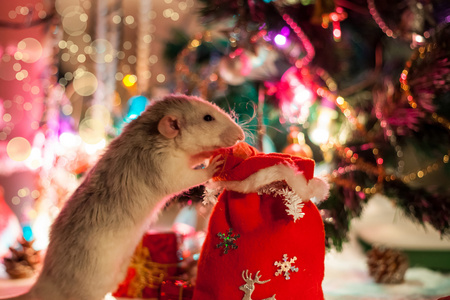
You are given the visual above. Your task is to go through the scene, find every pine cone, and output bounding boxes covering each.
[3,238,42,279]
[367,246,409,284]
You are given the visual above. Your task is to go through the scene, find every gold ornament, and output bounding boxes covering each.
[282,126,313,159]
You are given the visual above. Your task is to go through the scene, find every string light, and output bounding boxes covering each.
[367,0,396,38]
[385,151,450,184]
[274,4,315,67]
[322,8,347,42]
[329,89,450,194]
[400,46,450,131]
[398,34,450,190]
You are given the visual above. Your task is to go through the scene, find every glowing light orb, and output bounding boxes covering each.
[85,104,111,127]
[7,137,31,161]
[17,38,43,63]
[274,34,287,46]
[309,127,330,145]
[73,71,98,96]
[125,96,149,122]
[122,74,137,87]
[333,28,341,39]
[22,225,33,241]
[59,132,82,148]
[25,147,43,170]
[79,118,105,144]
[90,39,114,63]
[277,66,315,124]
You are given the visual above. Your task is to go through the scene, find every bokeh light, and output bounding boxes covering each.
[7,137,31,161]
[274,34,287,46]
[59,131,82,148]
[85,104,111,127]
[90,39,114,63]
[79,118,105,145]
[73,71,98,96]
[17,38,43,63]
[55,0,81,16]
[122,74,137,87]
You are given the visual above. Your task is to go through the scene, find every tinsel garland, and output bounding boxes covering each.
[400,22,450,129]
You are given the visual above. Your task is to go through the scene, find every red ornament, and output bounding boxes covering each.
[282,126,313,159]
[276,67,316,124]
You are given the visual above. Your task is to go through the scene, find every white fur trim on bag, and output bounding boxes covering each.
[206,163,330,202]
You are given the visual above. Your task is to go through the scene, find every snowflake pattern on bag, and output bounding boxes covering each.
[274,254,299,280]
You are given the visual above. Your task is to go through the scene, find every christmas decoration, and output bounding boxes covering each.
[216,228,240,255]
[239,270,275,300]
[367,0,434,43]
[258,183,306,222]
[273,254,299,280]
[275,66,316,124]
[113,232,180,299]
[218,49,252,86]
[366,246,409,284]
[319,22,450,250]
[3,237,41,279]
[193,142,328,300]
[320,7,347,42]
[282,126,313,158]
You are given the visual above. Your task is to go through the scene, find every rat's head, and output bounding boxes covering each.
[154,95,244,155]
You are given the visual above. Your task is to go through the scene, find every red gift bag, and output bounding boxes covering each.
[193,142,329,300]
[113,232,180,298]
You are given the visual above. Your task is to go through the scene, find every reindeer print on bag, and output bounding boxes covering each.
[239,270,276,300]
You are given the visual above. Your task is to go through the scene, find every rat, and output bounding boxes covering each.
[3,94,245,300]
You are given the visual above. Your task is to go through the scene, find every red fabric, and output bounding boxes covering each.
[113,268,136,297]
[113,232,180,298]
[211,142,315,182]
[193,143,325,300]
[160,280,194,300]
[141,232,180,266]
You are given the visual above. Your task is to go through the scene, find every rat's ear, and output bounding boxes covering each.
[158,115,180,138]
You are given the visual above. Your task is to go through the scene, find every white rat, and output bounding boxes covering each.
[4,94,244,300]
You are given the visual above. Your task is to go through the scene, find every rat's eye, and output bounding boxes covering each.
[203,114,214,121]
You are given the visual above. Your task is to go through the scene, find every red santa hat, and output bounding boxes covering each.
[193,142,329,300]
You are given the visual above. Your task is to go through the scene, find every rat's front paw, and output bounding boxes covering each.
[205,155,224,178]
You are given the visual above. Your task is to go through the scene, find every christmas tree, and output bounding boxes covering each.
[165,0,450,250]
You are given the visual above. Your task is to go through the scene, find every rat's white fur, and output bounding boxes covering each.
[206,163,329,201]
[3,95,244,300]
